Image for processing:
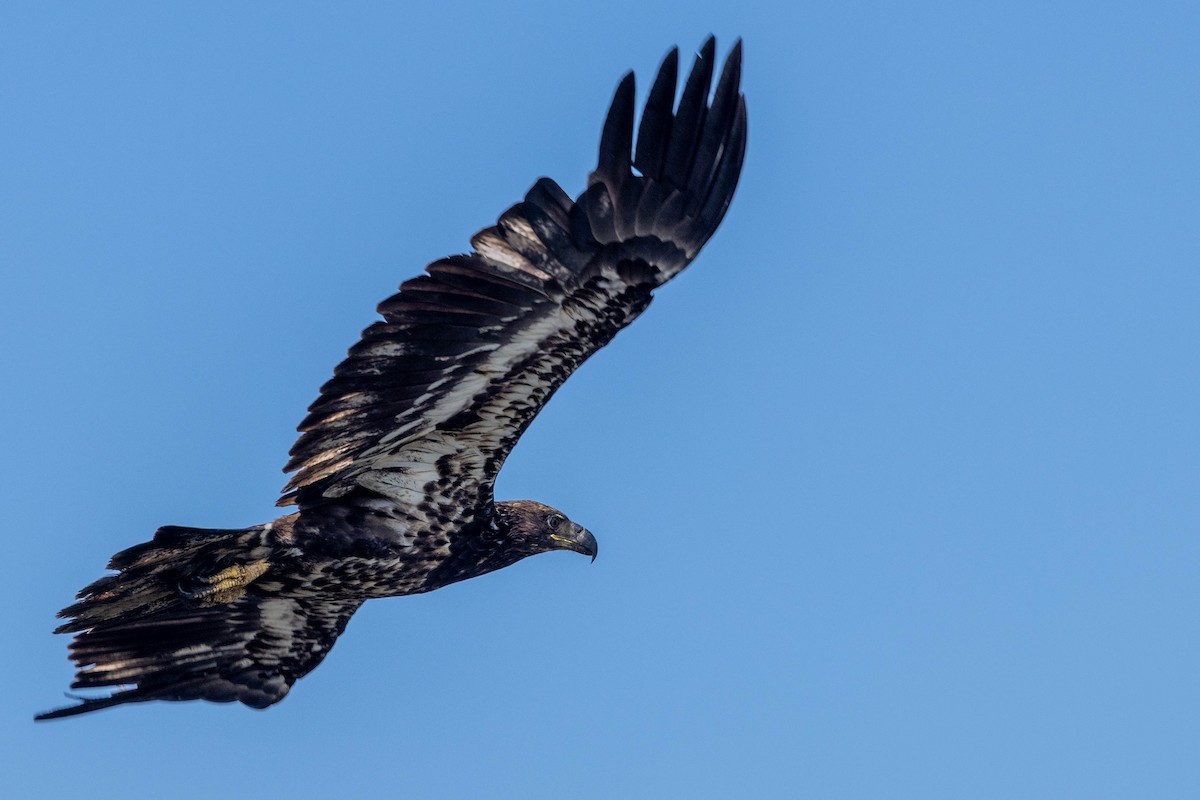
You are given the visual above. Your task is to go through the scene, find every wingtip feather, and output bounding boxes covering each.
[596,71,636,188]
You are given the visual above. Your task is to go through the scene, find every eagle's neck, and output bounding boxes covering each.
[421,512,532,588]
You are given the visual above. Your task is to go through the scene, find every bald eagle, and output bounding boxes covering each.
[37,38,747,719]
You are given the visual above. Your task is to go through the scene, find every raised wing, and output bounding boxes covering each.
[282,38,746,511]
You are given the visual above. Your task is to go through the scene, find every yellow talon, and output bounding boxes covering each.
[180,560,269,607]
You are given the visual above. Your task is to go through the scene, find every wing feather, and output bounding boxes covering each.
[662,37,717,191]
[633,48,679,180]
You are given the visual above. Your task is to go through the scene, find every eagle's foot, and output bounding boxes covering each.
[179,560,269,607]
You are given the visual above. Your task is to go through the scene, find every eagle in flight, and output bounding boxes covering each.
[38,38,747,719]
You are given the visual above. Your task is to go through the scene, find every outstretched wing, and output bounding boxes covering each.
[282,38,747,510]
[35,595,363,719]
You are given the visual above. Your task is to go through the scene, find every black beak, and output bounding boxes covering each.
[551,524,598,562]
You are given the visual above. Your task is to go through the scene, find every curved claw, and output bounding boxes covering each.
[178,560,269,607]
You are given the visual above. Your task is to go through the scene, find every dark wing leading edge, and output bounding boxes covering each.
[281,38,747,513]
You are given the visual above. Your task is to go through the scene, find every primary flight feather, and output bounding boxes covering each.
[38,38,747,720]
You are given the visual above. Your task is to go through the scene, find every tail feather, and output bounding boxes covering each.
[54,525,270,635]
[37,692,154,721]
[39,520,362,720]
[37,595,361,719]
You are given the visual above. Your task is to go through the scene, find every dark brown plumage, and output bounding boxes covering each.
[37,38,746,720]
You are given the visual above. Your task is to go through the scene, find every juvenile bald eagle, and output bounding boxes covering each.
[38,38,746,719]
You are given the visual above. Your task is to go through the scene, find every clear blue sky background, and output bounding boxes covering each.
[2,2,1198,798]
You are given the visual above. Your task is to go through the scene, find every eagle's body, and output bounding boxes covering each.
[38,39,746,720]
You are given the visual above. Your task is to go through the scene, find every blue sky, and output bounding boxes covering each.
[3,1,1198,797]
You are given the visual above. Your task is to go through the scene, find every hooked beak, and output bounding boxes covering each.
[550,523,598,562]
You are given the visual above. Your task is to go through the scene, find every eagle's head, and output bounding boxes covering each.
[493,500,598,561]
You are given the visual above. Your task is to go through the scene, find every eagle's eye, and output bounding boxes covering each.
[547,514,565,531]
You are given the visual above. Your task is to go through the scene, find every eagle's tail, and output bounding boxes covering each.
[36,523,345,720]
[51,524,273,635]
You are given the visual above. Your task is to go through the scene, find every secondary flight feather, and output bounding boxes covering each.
[38,38,747,720]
